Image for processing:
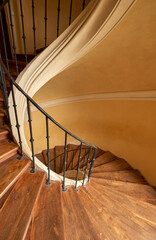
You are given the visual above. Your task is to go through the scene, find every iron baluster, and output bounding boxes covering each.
[44,0,47,48]
[82,148,86,171]
[27,98,35,172]
[75,142,82,191]
[0,12,9,71]
[0,63,13,139]
[32,0,36,56]
[10,83,23,158]
[72,150,74,169]
[62,132,67,191]
[60,155,62,173]
[46,116,51,184]
[57,0,60,37]
[19,0,27,65]
[8,0,19,75]
[88,148,97,182]
[82,147,92,186]
[69,0,73,26]
[82,0,86,10]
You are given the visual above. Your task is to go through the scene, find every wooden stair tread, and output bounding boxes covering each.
[0,139,18,163]
[93,151,116,168]
[0,154,31,198]
[90,178,156,204]
[84,184,156,240]
[78,187,122,239]
[0,127,9,140]
[55,145,64,173]
[0,171,46,240]
[91,169,147,184]
[91,158,132,173]
[62,186,98,240]
[70,147,88,170]
[30,182,65,240]
[66,144,79,170]
[36,152,46,165]
[87,181,156,225]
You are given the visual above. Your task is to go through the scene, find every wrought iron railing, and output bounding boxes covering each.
[0,0,97,191]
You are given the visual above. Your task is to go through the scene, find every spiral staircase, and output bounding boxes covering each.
[0,0,156,239]
[0,82,156,239]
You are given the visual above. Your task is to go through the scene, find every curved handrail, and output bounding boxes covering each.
[0,59,97,149]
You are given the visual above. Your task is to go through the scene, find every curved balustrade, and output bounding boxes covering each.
[0,0,136,187]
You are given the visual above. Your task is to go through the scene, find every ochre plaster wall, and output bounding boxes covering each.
[25,0,156,185]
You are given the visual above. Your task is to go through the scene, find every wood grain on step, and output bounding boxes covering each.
[88,181,156,225]
[0,171,46,240]
[66,144,78,170]
[92,158,132,173]
[0,154,30,198]
[0,127,9,140]
[78,186,128,240]
[30,182,65,240]
[90,178,156,204]
[63,186,99,240]
[85,183,156,240]
[91,169,147,184]
[0,139,18,163]
[55,145,65,173]
[93,151,116,168]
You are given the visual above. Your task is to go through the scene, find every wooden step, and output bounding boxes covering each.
[0,139,18,163]
[0,99,4,108]
[30,182,65,240]
[78,186,129,240]
[89,181,156,225]
[35,152,46,165]
[91,169,147,184]
[62,186,98,240]
[90,178,156,205]
[55,145,65,173]
[84,183,156,240]
[91,158,132,173]
[0,154,31,198]
[92,151,116,169]
[69,147,88,171]
[66,144,78,170]
[0,170,46,240]
[0,127,9,140]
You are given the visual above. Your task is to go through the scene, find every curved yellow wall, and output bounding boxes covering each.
[27,0,156,185]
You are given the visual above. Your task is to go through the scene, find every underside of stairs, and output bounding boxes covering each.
[0,83,156,239]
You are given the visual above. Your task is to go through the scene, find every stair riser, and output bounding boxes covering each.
[0,132,9,141]
[0,149,18,164]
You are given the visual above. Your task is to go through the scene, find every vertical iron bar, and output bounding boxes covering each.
[0,63,13,139]
[69,0,72,26]
[82,148,86,171]
[32,0,36,56]
[75,142,82,191]
[88,148,97,182]
[10,82,23,158]
[19,0,27,65]
[72,150,74,169]
[27,98,35,172]
[8,0,19,75]
[46,116,50,184]
[82,0,86,10]
[60,155,62,173]
[62,132,67,191]
[57,0,60,37]
[44,0,47,47]
[82,147,92,186]
[0,12,10,71]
